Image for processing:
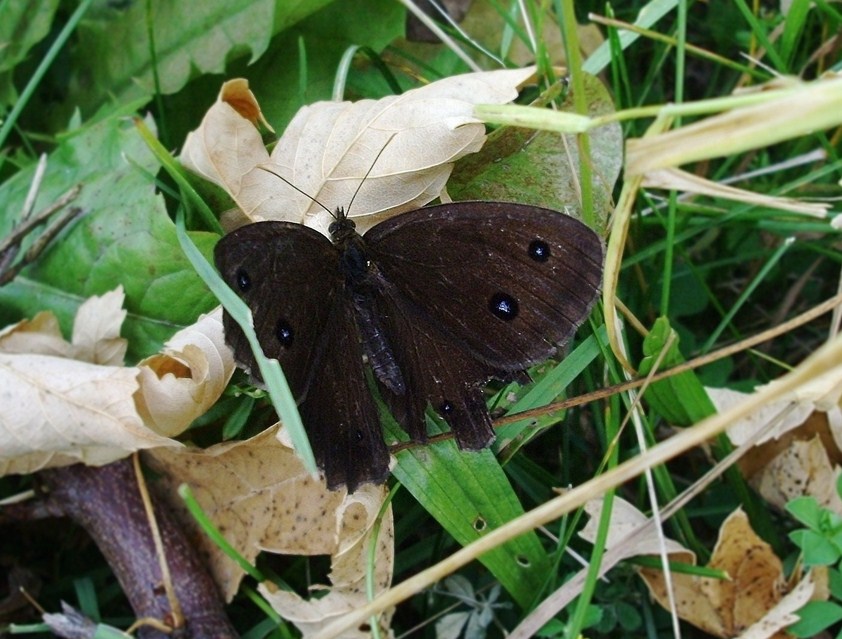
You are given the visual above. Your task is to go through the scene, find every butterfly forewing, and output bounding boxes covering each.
[364,202,603,371]
[214,222,340,397]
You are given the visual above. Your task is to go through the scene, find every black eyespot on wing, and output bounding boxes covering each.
[489,292,519,321]
[275,319,294,347]
[528,239,550,262]
[236,268,252,292]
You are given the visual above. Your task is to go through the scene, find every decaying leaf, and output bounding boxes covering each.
[581,500,823,638]
[146,425,394,618]
[710,368,842,513]
[181,67,537,237]
[642,168,829,216]
[638,509,812,638]
[134,308,235,437]
[0,288,234,475]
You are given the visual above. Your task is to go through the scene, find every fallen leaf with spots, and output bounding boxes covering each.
[710,378,842,514]
[146,424,394,626]
[581,500,823,638]
[639,509,817,638]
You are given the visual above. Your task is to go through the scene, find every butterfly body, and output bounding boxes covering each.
[215,202,603,491]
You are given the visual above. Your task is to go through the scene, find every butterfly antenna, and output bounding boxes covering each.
[345,132,398,217]
[257,165,334,217]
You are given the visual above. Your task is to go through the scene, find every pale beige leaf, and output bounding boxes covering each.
[134,308,235,437]
[710,387,814,447]
[181,78,274,201]
[752,435,842,514]
[642,168,829,216]
[70,286,128,365]
[258,498,395,638]
[0,311,71,357]
[0,354,178,476]
[181,68,537,238]
[146,425,394,605]
[580,497,693,561]
[639,509,787,638]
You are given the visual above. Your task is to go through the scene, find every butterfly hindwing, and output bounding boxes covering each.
[365,202,603,371]
[298,294,391,491]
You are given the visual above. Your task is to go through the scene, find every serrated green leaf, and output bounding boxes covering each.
[66,0,334,118]
[0,114,217,361]
[639,317,715,425]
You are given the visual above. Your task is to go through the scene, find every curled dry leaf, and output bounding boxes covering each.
[0,288,235,475]
[181,67,537,237]
[581,500,823,638]
[639,509,807,638]
[710,369,842,513]
[642,168,829,217]
[580,496,694,562]
[146,425,394,615]
[134,307,235,437]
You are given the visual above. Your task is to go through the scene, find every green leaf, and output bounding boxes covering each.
[788,600,842,637]
[66,0,334,119]
[0,0,60,104]
[786,496,824,530]
[493,329,604,447]
[391,431,549,609]
[449,74,621,231]
[789,530,841,566]
[638,317,715,425]
[0,114,217,361]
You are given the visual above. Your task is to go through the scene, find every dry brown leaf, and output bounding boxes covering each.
[181,68,537,237]
[751,434,842,514]
[134,308,235,437]
[710,369,842,513]
[69,287,128,365]
[581,500,820,638]
[642,168,829,216]
[147,425,394,611]
[0,312,73,357]
[0,288,178,475]
[639,509,789,637]
[258,485,395,638]
[0,290,234,476]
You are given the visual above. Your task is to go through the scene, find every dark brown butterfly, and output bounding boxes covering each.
[214,202,603,491]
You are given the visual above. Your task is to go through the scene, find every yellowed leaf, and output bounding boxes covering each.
[752,435,842,514]
[642,168,828,216]
[737,571,817,639]
[710,365,842,513]
[0,354,176,475]
[146,425,394,610]
[181,67,537,237]
[639,509,787,637]
[134,308,235,437]
[258,487,395,638]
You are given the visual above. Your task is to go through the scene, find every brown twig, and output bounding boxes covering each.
[32,458,239,638]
